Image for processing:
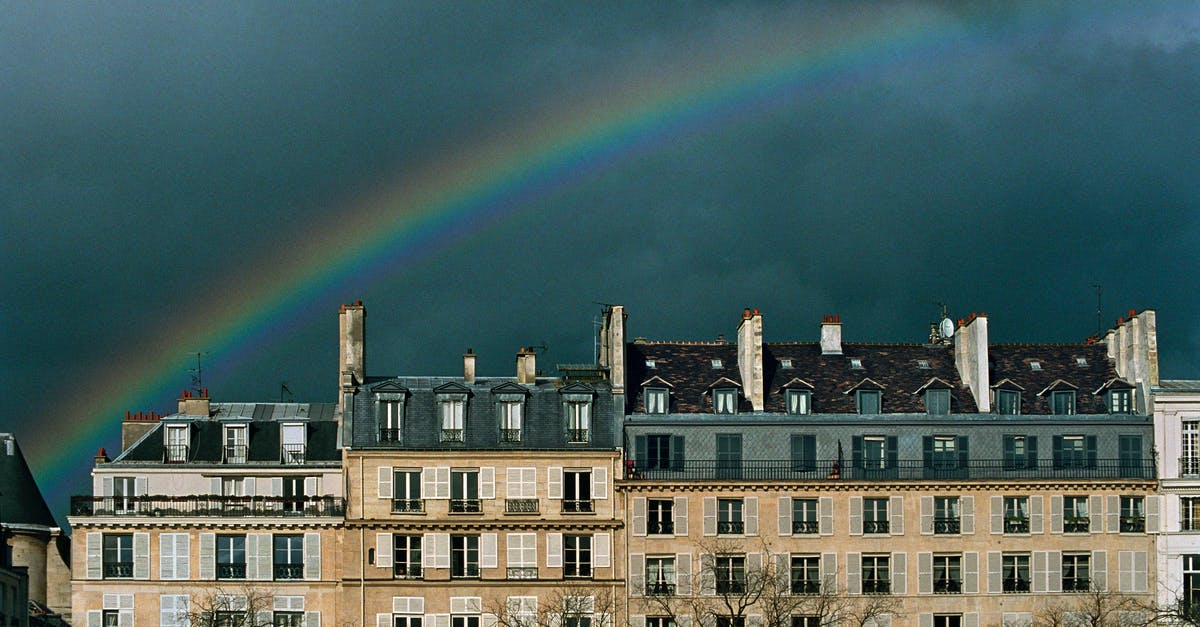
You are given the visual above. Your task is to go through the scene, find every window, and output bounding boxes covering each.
[645,388,668,414]
[394,617,423,627]
[1185,422,1200,476]
[856,390,881,414]
[1064,496,1089,533]
[646,359,656,369]
[1050,391,1076,415]
[716,434,742,479]
[933,554,962,594]
[440,398,465,442]
[1184,555,1200,616]
[712,359,723,369]
[718,499,744,534]
[648,499,674,535]
[1004,435,1036,470]
[165,425,189,462]
[780,359,793,369]
[453,617,480,627]
[792,618,819,627]
[1063,553,1091,592]
[1120,496,1145,533]
[717,619,744,627]
[217,535,246,579]
[103,611,120,627]
[1029,361,1042,371]
[1055,436,1095,469]
[648,618,676,627]
[934,497,960,534]
[380,398,404,442]
[926,436,963,471]
[112,476,136,514]
[641,434,680,471]
[500,400,523,443]
[713,389,738,414]
[854,435,893,472]
[1004,497,1030,533]
[926,389,951,415]
[916,359,931,369]
[996,389,1021,415]
[933,617,961,627]
[566,401,590,443]
[862,555,890,594]
[1076,357,1089,367]
[273,535,303,579]
[646,556,676,595]
[792,498,818,534]
[274,613,303,627]
[563,470,593,513]
[1184,498,1200,531]
[786,389,811,415]
[215,612,246,627]
[791,435,816,472]
[224,425,248,463]
[1003,554,1031,593]
[102,534,133,578]
[716,555,746,593]
[506,534,537,579]
[562,618,591,627]
[393,535,422,579]
[864,498,889,534]
[564,535,592,578]
[450,470,480,513]
[280,423,305,464]
[1109,389,1133,414]
[393,470,423,513]
[450,535,479,578]
[850,358,864,370]
[1120,435,1144,477]
[791,554,821,595]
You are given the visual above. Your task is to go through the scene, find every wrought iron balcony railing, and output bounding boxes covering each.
[274,564,304,580]
[1003,578,1031,593]
[649,521,675,535]
[379,428,402,443]
[164,445,190,463]
[450,499,482,513]
[507,567,538,580]
[224,445,247,464]
[568,429,590,443]
[647,582,676,596]
[1064,578,1091,593]
[1064,517,1090,533]
[716,580,746,594]
[217,563,247,579]
[500,429,522,443]
[452,564,481,579]
[562,499,594,513]
[863,520,890,534]
[626,458,1155,481]
[392,499,424,513]
[863,579,890,595]
[791,580,821,595]
[103,562,133,578]
[1121,516,1146,533]
[792,520,819,534]
[717,521,745,534]
[394,564,423,579]
[1005,517,1030,533]
[281,444,306,464]
[933,579,962,594]
[71,495,345,518]
[506,499,538,513]
[440,429,464,443]
[934,517,961,534]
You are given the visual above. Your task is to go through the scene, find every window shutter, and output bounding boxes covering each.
[160,534,176,580]
[378,466,393,499]
[1119,551,1132,592]
[133,532,150,579]
[481,533,498,569]
[1107,495,1120,533]
[846,552,861,595]
[922,437,933,469]
[849,496,863,535]
[435,467,451,499]
[1049,495,1063,534]
[118,610,133,627]
[886,436,898,468]
[632,497,647,536]
[1047,551,1062,593]
[632,617,646,627]
[1053,436,1064,467]
[963,551,979,593]
[821,552,837,593]
[958,436,969,468]
[258,532,275,580]
[919,614,933,627]
[134,476,148,496]
[436,533,450,569]
[676,553,692,595]
[987,551,1002,593]
[778,496,793,536]
[963,613,978,627]
[1003,613,1032,627]
[480,467,495,500]
[304,532,321,580]
[199,532,215,580]
[376,533,393,568]
[378,616,391,627]
[990,496,1003,534]
[629,554,644,597]
[422,467,436,499]
[1093,550,1108,591]
[961,496,974,534]
[819,496,833,535]
[547,533,562,568]
[88,610,102,627]
[422,533,437,569]
[593,532,611,568]
[747,552,762,580]
[548,467,563,499]
[774,553,789,594]
[635,436,647,466]
[675,496,689,535]
[272,477,283,497]
[1086,436,1098,467]
[852,436,863,469]
[1030,495,1045,534]
[245,477,257,496]
[86,532,102,579]
[306,611,321,627]
[918,552,933,594]
[703,497,717,536]
[1090,495,1104,533]
[891,552,907,595]
[592,466,608,500]
[672,435,686,470]
[700,554,715,595]
[1147,496,1161,532]
[1027,436,1038,467]
[889,496,904,535]
[748,616,763,627]
[1134,551,1148,593]
[102,476,114,497]
[920,496,934,535]
[1032,551,1047,593]
[745,496,759,535]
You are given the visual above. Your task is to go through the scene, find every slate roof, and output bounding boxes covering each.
[115,403,340,465]
[1158,380,1200,392]
[0,434,57,528]
[988,343,1121,414]
[624,342,744,413]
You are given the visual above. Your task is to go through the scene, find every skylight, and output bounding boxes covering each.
[711,359,723,369]
[780,359,793,369]
[1076,357,1088,367]
[916,359,931,369]
[1029,361,1042,371]
[645,359,656,369]
[850,358,864,370]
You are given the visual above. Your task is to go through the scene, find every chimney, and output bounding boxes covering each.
[94,447,110,465]
[820,314,843,355]
[464,349,476,383]
[953,313,990,412]
[338,301,366,386]
[517,347,537,385]
[1104,309,1158,414]
[737,308,765,411]
[122,410,161,453]
[599,305,627,392]
[177,389,212,416]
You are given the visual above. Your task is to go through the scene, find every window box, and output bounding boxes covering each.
[450,499,482,513]
[392,499,424,513]
[562,499,594,513]
[506,499,538,513]
[506,566,538,580]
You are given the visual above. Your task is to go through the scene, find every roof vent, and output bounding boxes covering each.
[850,358,864,370]
[711,359,723,369]
[1030,361,1042,371]
[1075,357,1088,367]
[645,359,656,369]
[916,359,931,369]
[780,359,793,369]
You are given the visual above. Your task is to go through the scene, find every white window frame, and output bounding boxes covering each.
[645,388,668,414]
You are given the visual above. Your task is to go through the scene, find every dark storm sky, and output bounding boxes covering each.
[2,1,1199,518]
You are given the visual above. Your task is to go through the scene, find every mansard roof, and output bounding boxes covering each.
[625,341,745,413]
[988,343,1120,414]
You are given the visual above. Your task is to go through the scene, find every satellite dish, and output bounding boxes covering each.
[940,317,955,339]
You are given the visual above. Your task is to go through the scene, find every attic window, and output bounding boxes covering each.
[1076,357,1088,367]
[850,358,864,370]
[781,359,793,369]
[1029,361,1042,371]
[916,360,931,370]
[711,359,723,369]
[645,359,656,369]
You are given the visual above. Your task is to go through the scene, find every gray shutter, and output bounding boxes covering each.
[306,611,320,627]
[632,617,647,627]
[592,466,608,500]
[745,497,759,536]
[774,553,790,594]
[1147,496,1161,532]
[819,497,833,535]
[1118,551,1132,592]
[160,534,176,580]
[778,497,793,537]
[1047,551,1062,593]
[919,615,933,627]
[632,497,647,536]
[963,551,978,594]
[918,552,932,594]
[593,532,610,568]
[86,532,102,579]
[1107,495,1120,533]
[547,533,562,568]
[480,533,497,569]
[920,496,934,535]
[849,496,863,535]
[304,532,321,580]
[272,477,283,497]
[821,552,837,593]
[676,553,692,595]
[210,476,221,495]
[630,553,645,597]
[88,610,102,627]
[703,497,717,536]
[378,466,393,499]
[990,496,1003,534]
[1030,496,1045,534]
[480,467,495,500]
[548,467,563,499]
[133,532,150,579]
[987,551,1002,593]
[891,552,906,595]
[747,552,762,581]
[1134,551,1148,593]
[700,553,715,595]
[890,496,904,535]
[135,476,148,496]
[846,552,861,595]
[1050,495,1063,534]
[961,496,975,534]
[1033,551,1047,593]
[1090,495,1104,533]
[199,533,215,579]
[963,613,977,627]
[1093,550,1107,591]
[376,533,393,568]
[675,496,689,536]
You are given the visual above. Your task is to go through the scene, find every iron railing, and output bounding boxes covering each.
[450,499,482,513]
[506,499,538,513]
[71,495,345,518]
[164,445,190,463]
[217,563,247,579]
[562,500,594,513]
[392,499,424,513]
[1064,517,1090,533]
[1005,517,1030,533]
[934,518,960,534]
[1064,578,1091,593]
[1182,457,1200,477]
[649,521,675,535]
[440,429,464,443]
[501,429,522,443]
[507,567,538,580]
[103,562,133,578]
[568,429,590,443]
[717,521,744,534]
[792,520,819,534]
[863,521,889,534]
[627,458,1155,481]
[933,579,962,594]
[379,428,402,443]
[1003,578,1031,593]
[1121,516,1146,533]
[647,582,676,596]
[452,564,481,579]
[274,564,304,580]
[394,564,423,579]
[863,579,890,595]
[281,444,306,464]
[224,445,247,464]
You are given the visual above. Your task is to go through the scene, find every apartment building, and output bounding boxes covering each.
[68,396,345,626]
[607,307,1160,627]
[1152,379,1200,617]
[336,303,626,627]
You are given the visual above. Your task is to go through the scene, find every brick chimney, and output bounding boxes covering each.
[464,349,476,383]
[177,389,211,416]
[517,347,536,385]
[820,314,843,355]
[953,313,990,412]
[737,308,765,411]
[122,410,162,453]
[1105,309,1158,413]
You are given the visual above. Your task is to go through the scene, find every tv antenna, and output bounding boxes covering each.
[188,352,209,395]
[1092,284,1103,339]
[280,381,294,403]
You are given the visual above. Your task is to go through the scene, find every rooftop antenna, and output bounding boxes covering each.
[280,382,294,403]
[931,301,953,344]
[188,352,208,395]
[592,315,603,364]
[1092,284,1103,338]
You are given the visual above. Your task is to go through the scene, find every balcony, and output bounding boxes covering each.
[568,429,590,444]
[933,579,962,594]
[647,581,676,596]
[274,563,304,580]
[791,580,821,595]
[626,458,1155,481]
[1121,516,1146,533]
[103,562,133,578]
[224,445,247,464]
[164,445,190,463]
[1003,578,1031,593]
[716,580,746,594]
[562,500,594,513]
[440,429,464,443]
[934,517,960,534]
[507,567,538,580]
[506,499,538,513]
[450,499,482,513]
[649,521,675,535]
[792,520,819,534]
[281,444,306,464]
[717,521,744,534]
[1064,578,1091,593]
[71,495,346,518]
[394,564,423,579]
[452,564,481,579]
[1005,517,1030,533]
[863,520,890,534]
[500,429,522,443]
[862,579,890,595]
[392,499,425,513]
[1063,517,1090,533]
[379,428,402,443]
[217,563,247,579]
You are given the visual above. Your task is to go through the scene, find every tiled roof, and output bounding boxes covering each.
[0,434,57,528]
[988,344,1120,414]
[625,342,744,413]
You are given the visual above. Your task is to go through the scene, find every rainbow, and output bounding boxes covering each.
[25,4,1122,510]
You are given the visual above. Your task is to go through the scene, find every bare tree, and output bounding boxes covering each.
[1033,585,1152,627]
[488,582,623,627]
[182,585,281,627]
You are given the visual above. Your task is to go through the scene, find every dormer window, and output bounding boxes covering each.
[566,400,591,443]
[916,360,931,370]
[1029,361,1042,371]
[713,389,738,415]
[1109,389,1133,414]
[1050,390,1076,415]
[850,358,864,370]
[786,390,811,415]
[645,388,669,414]
[780,359,793,369]
[280,423,306,464]
[499,399,523,443]
[645,359,657,369]
[711,359,723,369]
[1076,357,1089,367]
[164,424,190,463]
[439,397,466,442]
[996,390,1021,415]
[925,389,951,415]
[223,425,247,464]
[856,390,881,414]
